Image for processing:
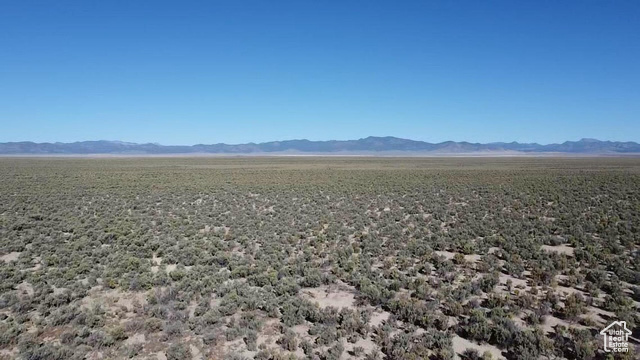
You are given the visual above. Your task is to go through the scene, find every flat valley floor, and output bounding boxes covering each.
[1,157,639,360]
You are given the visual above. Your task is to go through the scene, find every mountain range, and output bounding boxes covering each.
[1,137,639,155]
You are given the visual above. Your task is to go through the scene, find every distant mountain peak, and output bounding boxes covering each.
[108,140,139,146]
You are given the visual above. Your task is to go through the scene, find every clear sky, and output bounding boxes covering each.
[1,1,639,145]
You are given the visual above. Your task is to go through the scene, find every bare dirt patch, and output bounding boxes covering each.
[541,315,587,333]
[124,333,145,346]
[498,273,528,289]
[190,343,203,360]
[435,250,456,260]
[16,281,34,297]
[541,244,574,256]
[81,287,147,314]
[369,310,391,327]
[0,252,21,262]
[301,281,356,309]
[343,337,379,359]
[256,318,281,348]
[0,348,18,359]
[452,334,504,359]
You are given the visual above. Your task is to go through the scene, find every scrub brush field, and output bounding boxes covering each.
[0,157,638,360]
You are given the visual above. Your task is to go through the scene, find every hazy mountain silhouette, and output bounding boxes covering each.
[1,137,639,155]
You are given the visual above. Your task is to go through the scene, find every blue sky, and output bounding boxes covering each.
[1,1,639,145]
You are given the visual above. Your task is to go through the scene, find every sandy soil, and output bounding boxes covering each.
[541,315,586,333]
[452,334,504,359]
[541,244,575,256]
[16,281,34,297]
[190,344,203,360]
[0,251,21,262]
[369,310,391,327]
[124,333,145,346]
[498,273,528,289]
[81,287,147,314]
[342,337,379,359]
[301,281,356,309]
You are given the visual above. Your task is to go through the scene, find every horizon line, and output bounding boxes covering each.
[1,136,638,147]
